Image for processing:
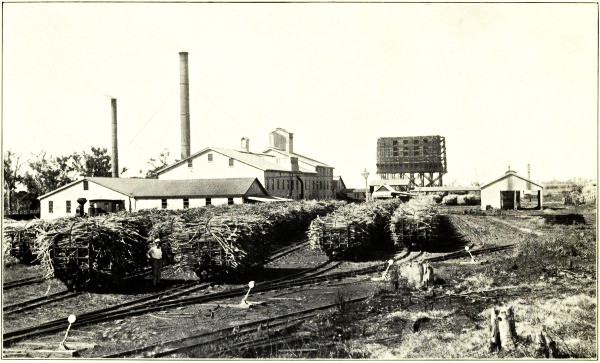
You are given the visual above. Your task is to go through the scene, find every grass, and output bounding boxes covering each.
[261,206,597,359]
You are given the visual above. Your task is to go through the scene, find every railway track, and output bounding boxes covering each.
[423,244,515,263]
[3,251,402,347]
[3,276,47,290]
[3,290,81,315]
[2,245,420,352]
[103,244,509,358]
[264,239,311,264]
[1,255,336,345]
[105,295,371,358]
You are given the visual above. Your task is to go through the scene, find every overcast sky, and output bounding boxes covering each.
[3,2,597,187]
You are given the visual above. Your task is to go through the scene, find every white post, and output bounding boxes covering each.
[242,281,255,304]
[59,314,77,349]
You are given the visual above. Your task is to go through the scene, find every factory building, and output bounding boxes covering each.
[157,128,336,201]
[37,177,272,220]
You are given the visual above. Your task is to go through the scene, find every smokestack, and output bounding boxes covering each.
[527,163,531,189]
[241,137,250,152]
[111,98,119,178]
[179,52,191,160]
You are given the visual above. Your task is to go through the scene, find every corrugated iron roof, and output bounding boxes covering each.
[39,177,268,200]
[369,179,410,186]
[156,147,291,175]
[480,171,543,190]
[263,148,331,168]
[415,186,481,192]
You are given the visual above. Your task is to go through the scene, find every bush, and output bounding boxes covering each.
[442,194,458,205]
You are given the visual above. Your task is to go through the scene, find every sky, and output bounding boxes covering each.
[2,2,598,188]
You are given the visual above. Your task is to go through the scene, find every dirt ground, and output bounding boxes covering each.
[2,202,597,359]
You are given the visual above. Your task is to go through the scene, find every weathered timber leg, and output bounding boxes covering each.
[497,305,517,351]
[489,308,501,352]
[422,262,434,289]
[537,327,559,358]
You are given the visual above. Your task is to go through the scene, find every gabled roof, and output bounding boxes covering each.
[332,176,347,189]
[39,177,268,200]
[369,179,410,186]
[415,186,480,192]
[375,184,395,193]
[263,147,331,168]
[156,147,290,175]
[480,170,543,190]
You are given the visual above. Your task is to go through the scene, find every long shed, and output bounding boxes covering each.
[480,170,543,210]
[38,177,271,219]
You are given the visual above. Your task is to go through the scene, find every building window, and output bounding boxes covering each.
[424,138,429,143]
[66,200,71,213]
[187,159,193,168]
[205,198,212,205]
[183,198,189,209]
[228,198,234,205]
[414,139,419,144]
[271,179,275,189]
[287,180,290,189]
[208,153,213,162]
[49,201,53,213]
[403,140,408,144]
[83,180,89,190]
[161,199,167,209]
[229,158,234,167]
[277,180,280,190]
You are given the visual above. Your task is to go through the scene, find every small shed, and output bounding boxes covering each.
[480,170,543,210]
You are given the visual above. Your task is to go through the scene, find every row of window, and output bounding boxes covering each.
[187,154,235,168]
[265,179,331,191]
[48,198,236,213]
[160,197,234,209]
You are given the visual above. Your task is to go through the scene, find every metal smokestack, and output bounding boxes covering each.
[111,98,119,178]
[179,52,191,160]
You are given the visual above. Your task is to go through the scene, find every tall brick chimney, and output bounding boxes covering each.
[179,52,191,160]
[111,98,119,178]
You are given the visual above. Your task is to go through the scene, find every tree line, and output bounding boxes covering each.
[3,147,172,212]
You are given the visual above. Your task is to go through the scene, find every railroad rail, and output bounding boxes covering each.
[3,291,81,315]
[264,239,311,264]
[2,255,343,346]
[3,276,47,290]
[105,295,370,358]
[3,247,430,349]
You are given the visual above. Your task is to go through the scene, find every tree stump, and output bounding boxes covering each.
[498,306,516,351]
[489,308,501,352]
[489,306,517,352]
[422,262,434,289]
[535,327,559,358]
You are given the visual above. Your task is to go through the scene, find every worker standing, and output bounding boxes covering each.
[147,238,163,287]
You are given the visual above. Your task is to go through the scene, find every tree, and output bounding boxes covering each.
[145,150,173,179]
[21,151,80,209]
[74,147,112,177]
[3,150,24,211]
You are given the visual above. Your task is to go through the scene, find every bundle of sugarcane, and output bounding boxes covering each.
[307,199,401,259]
[158,201,343,275]
[4,217,76,264]
[34,215,153,285]
[389,196,440,250]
